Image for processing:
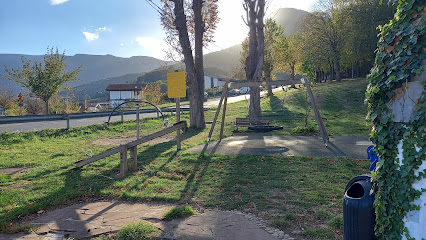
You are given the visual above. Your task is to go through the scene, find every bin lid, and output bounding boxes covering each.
[345,174,371,192]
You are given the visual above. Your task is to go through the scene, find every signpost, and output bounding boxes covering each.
[167,72,186,151]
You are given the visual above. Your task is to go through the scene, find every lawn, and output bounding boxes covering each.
[0,79,371,239]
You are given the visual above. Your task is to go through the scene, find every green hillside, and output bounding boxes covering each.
[71,73,143,101]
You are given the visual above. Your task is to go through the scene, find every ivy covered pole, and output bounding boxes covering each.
[366,0,425,239]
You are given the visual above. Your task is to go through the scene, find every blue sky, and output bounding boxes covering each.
[0,0,316,59]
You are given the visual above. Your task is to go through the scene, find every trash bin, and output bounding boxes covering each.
[343,175,376,240]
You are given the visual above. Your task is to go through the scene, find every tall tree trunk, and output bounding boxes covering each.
[172,0,205,128]
[244,0,265,119]
[45,100,49,115]
[264,63,273,96]
[192,0,206,128]
[334,58,341,81]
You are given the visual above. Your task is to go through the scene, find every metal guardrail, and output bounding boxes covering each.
[0,108,193,124]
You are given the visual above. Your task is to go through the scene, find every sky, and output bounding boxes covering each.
[0,0,317,60]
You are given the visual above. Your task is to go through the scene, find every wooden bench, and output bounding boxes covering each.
[234,118,269,131]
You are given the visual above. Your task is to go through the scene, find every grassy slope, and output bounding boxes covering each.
[0,79,370,239]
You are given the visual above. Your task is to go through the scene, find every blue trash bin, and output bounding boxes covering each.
[343,175,376,240]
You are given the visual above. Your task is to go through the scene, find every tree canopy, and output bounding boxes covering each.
[160,0,219,128]
[2,47,81,115]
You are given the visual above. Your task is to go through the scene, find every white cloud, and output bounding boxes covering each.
[82,32,99,41]
[120,43,125,47]
[82,26,111,42]
[50,0,69,5]
[97,27,111,32]
[135,37,167,59]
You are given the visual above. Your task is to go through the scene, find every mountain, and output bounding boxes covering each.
[273,8,309,35]
[72,73,144,101]
[203,44,243,77]
[0,54,173,93]
[202,8,308,77]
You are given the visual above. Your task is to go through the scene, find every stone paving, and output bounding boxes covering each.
[187,135,371,159]
[0,201,294,240]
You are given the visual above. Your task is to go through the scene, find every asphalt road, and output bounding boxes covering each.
[0,88,283,133]
[0,112,162,133]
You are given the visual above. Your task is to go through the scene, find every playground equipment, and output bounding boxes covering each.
[106,100,165,126]
[75,121,187,177]
[207,78,329,146]
[76,99,186,177]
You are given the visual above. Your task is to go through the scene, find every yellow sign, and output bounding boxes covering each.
[167,72,186,98]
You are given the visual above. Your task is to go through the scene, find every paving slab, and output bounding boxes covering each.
[186,135,371,159]
[0,201,288,240]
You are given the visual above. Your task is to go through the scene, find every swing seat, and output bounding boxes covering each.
[248,125,283,132]
[234,118,270,131]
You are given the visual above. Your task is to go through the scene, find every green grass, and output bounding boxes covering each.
[163,205,197,220]
[0,79,371,239]
[203,78,369,137]
[303,228,335,239]
[116,221,159,240]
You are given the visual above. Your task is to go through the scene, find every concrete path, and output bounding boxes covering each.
[186,135,372,159]
[0,201,292,240]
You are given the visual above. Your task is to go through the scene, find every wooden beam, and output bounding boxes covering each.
[219,85,229,140]
[76,121,188,168]
[228,80,301,89]
[207,81,228,142]
[75,147,121,168]
[130,146,137,172]
[127,121,187,148]
[305,79,329,146]
[119,145,128,178]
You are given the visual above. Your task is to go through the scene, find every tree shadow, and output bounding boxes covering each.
[178,153,212,203]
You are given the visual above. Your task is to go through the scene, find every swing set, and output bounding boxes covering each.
[207,78,329,147]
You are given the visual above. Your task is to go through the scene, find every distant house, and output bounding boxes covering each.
[204,74,224,90]
[86,103,102,112]
[105,84,145,107]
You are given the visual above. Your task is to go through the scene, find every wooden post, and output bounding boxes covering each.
[130,146,137,172]
[119,145,128,177]
[65,114,70,130]
[207,81,228,142]
[176,98,181,151]
[136,104,140,139]
[305,78,329,146]
[219,83,229,140]
[120,111,124,124]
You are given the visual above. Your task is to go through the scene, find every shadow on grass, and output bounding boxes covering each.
[0,124,206,232]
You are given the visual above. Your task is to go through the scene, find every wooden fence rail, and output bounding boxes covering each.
[75,121,188,177]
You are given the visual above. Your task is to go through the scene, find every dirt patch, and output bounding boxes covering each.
[92,136,175,147]
[0,167,30,175]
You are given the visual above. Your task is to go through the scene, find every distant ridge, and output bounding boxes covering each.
[201,8,308,77]
[273,8,309,35]
[0,54,173,93]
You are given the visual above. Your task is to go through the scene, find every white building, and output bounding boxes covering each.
[105,84,145,107]
[204,74,224,90]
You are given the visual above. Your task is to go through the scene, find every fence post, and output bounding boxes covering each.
[66,114,70,129]
[120,145,128,177]
[136,105,140,139]
[121,111,124,124]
